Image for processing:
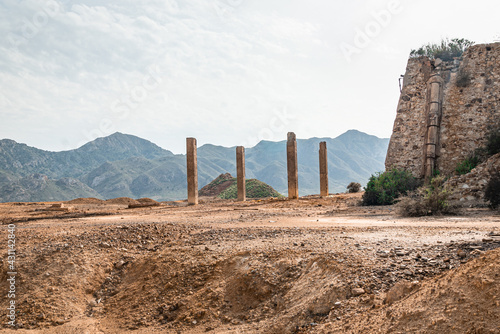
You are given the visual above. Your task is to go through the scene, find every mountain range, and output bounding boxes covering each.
[0,130,389,202]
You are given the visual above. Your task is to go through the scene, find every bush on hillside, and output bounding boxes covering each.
[485,173,500,209]
[455,153,481,175]
[347,182,362,193]
[452,125,498,177]
[362,169,420,206]
[410,38,474,61]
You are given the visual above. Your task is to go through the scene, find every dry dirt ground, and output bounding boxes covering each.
[0,193,499,333]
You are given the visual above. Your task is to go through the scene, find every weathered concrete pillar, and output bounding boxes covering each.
[186,137,198,205]
[236,146,246,201]
[287,132,299,199]
[424,74,444,182]
[319,141,328,197]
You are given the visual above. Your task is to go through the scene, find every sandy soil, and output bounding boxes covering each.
[0,193,499,333]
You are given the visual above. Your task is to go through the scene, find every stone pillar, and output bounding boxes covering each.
[319,141,328,197]
[287,132,299,199]
[424,74,444,182]
[236,146,246,201]
[186,137,198,205]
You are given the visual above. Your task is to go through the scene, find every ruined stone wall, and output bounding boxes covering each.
[440,43,500,174]
[385,57,431,177]
[385,43,500,178]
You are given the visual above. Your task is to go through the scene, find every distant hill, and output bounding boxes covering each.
[0,130,389,202]
[0,174,100,203]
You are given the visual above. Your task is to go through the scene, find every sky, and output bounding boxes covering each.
[1,0,499,154]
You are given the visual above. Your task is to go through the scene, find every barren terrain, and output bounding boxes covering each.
[1,193,499,333]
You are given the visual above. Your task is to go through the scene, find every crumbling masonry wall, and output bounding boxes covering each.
[386,43,500,178]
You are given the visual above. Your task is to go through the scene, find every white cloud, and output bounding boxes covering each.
[0,0,499,153]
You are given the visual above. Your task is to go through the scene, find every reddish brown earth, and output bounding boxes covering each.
[0,193,499,333]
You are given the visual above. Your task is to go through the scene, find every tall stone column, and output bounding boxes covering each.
[287,132,299,199]
[424,74,444,182]
[319,141,328,197]
[236,146,246,201]
[186,137,198,205]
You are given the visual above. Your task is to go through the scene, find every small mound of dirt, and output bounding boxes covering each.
[65,197,104,204]
[105,197,140,205]
[128,198,160,208]
[136,198,159,204]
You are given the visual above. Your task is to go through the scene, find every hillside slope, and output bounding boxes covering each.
[0,174,100,202]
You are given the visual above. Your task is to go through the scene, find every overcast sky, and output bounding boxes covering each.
[1,0,499,153]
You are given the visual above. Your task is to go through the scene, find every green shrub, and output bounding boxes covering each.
[362,169,420,206]
[410,38,474,61]
[424,176,451,213]
[396,176,453,216]
[455,154,480,175]
[432,169,441,178]
[484,173,500,209]
[347,182,361,193]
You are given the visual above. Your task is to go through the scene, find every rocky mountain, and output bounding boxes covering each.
[0,130,389,202]
[0,132,172,179]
